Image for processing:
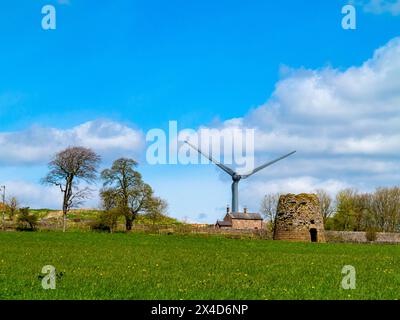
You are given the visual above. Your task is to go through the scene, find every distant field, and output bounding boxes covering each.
[0,232,399,300]
[24,209,182,229]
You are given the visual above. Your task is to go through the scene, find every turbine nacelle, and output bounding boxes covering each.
[232,174,241,182]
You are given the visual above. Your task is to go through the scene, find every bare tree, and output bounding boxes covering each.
[370,187,400,232]
[42,146,101,232]
[315,189,335,224]
[7,196,19,220]
[260,193,280,232]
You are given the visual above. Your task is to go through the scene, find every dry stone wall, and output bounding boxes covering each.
[325,231,400,243]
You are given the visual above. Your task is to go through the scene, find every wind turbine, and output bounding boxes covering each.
[185,141,296,213]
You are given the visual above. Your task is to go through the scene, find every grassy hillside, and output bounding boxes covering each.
[27,208,182,226]
[0,232,399,300]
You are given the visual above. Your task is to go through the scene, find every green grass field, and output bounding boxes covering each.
[0,232,399,300]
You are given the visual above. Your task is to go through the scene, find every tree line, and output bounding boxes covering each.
[39,146,167,232]
[261,188,400,233]
[4,145,399,234]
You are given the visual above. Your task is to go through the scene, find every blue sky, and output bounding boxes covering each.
[1,0,400,223]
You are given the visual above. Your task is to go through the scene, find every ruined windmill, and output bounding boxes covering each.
[273,193,326,243]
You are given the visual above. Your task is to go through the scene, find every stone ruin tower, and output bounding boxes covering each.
[273,193,326,243]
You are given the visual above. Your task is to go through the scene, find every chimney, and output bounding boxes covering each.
[227,205,230,214]
[244,207,247,214]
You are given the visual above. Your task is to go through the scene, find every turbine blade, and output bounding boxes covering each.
[241,151,296,179]
[184,140,235,176]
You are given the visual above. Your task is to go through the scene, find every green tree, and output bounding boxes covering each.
[333,189,371,231]
[333,189,358,231]
[16,207,38,231]
[146,197,168,225]
[100,158,167,231]
[330,187,400,232]
[92,208,121,233]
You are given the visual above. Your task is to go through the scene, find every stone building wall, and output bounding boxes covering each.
[274,193,326,242]
[223,215,232,224]
[232,219,263,230]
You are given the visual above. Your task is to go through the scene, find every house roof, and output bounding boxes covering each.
[216,220,233,227]
[228,212,263,220]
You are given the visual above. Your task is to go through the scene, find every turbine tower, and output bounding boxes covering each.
[185,141,296,213]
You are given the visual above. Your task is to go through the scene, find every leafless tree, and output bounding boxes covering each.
[42,146,101,232]
[7,196,19,220]
[370,187,400,232]
[315,189,335,224]
[260,193,280,232]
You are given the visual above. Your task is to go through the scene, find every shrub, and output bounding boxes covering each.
[365,228,377,242]
[90,220,110,232]
[16,207,38,231]
[90,209,121,233]
[158,228,175,235]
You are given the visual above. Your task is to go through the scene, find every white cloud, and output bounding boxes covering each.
[3,180,101,210]
[0,119,144,165]
[186,38,400,166]
[242,37,400,157]
[242,177,350,201]
[194,37,400,213]
[4,181,62,209]
[0,119,144,210]
[360,0,400,15]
